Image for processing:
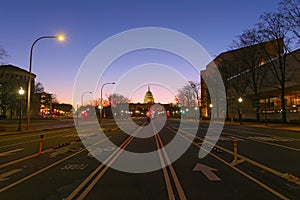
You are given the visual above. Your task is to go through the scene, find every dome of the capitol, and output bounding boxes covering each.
[144,86,154,104]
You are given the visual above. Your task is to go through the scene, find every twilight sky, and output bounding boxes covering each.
[0,0,281,105]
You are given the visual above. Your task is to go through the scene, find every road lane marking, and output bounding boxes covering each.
[0,148,24,157]
[0,129,77,142]
[61,164,88,170]
[193,163,221,181]
[171,126,300,186]
[247,136,293,142]
[0,149,53,169]
[225,133,300,152]
[167,126,290,200]
[154,130,175,200]
[65,126,143,200]
[0,169,23,182]
[0,137,110,193]
[222,127,300,142]
[153,124,187,200]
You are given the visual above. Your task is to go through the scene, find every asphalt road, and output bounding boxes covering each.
[0,118,300,199]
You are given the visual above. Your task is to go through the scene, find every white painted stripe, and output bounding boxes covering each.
[0,148,24,157]
[0,169,23,182]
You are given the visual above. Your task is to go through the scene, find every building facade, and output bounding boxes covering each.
[0,65,36,119]
[201,40,300,123]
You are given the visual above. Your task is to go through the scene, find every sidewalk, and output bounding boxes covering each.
[0,119,75,136]
[225,121,300,132]
[170,118,300,132]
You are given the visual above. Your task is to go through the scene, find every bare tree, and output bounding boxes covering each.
[189,81,201,107]
[34,82,44,93]
[279,0,300,43]
[230,28,269,122]
[51,94,59,103]
[108,93,129,107]
[176,83,198,107]
[256,12,290,123]
[0,47,8,65]
[215,49,249,121]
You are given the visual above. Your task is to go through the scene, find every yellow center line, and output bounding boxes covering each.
[154,131,176,200]
[153,124,187,200]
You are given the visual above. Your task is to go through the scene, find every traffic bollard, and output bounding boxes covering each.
[39,134,44,155]
[233,137,238,163]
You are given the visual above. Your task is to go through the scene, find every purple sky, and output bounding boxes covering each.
[0,0,281,104]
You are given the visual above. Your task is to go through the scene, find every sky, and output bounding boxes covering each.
[0,0,281,105]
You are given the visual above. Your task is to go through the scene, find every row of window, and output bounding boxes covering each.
[0,73,29,80]
[259,91,300,109]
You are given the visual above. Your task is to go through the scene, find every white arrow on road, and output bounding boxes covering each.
[0,169,23,181]
[193,163,221,181]
[0,148,24,157]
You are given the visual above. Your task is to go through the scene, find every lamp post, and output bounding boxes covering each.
[238,97,243,125]
[100,82,115,123]
[18,87,25,131]
[81,91,92,107]
[209,103,213,119]
[80,91,92,123]
[76,103,79,125]
[26,35,65,130]
[190,82,201,119]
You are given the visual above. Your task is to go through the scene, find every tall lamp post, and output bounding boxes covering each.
[18,87,25,131]
[81,91,93,107]
[209,103,213,119]
[80,91,92,123]
[26,35,64,130]
[238,97,243,125]
[100,82,115,123]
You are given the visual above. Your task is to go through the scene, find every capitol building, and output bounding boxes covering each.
[102,86,181,119]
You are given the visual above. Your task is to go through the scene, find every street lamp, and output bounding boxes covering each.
[26,34,65,130]
[81,91,93,107]
[209,103,213,119]
[76,103,79,125]
[79,91,93,123]
[18,87,25,131]
[100,82,115,123]
[238,97,243,125]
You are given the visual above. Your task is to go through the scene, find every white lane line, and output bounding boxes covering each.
[0,129,76,142]
[0,148,24,157]
[0,134,77,149]
[223,127,300,142]
[0,169,23,182]
[0,137,111,193]
[226,133,300,152]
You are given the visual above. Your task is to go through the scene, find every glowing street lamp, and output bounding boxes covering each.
[209,103,213,119]
[26,34,65,130]
[238,97,243,103]
[18,87,25,131]
[238,97,243,125]
[100,82,115,123]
